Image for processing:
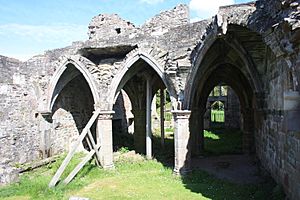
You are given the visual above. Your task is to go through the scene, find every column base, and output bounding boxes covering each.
[173,167,191,176]
[102,164,115,170]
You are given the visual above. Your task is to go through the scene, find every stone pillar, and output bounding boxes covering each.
[160,89,165,148]
[132,108,146,154]
[190,108,204,156]
[146,78,152,159]
[172,110,191,175]
[98,111,114,169]
[39,112,52,158]
[242,108,255,154]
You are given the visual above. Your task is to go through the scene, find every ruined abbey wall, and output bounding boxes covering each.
[0,1,299,199]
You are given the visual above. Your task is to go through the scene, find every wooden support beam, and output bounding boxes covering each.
[85,135,100,167]
[49,109,101,188]
[63,144,101,185]
[87,130,101,165]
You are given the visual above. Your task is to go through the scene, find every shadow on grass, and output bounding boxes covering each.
[203,128,243,156]
[181,169,285,200]
[0,129,286,200]
[113,129,175,168]
[109,128,285,199]
[181,128,286,200]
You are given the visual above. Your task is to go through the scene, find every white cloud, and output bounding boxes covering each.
[0,23,87,61]
[2,53,34,61]
[189,0,235,20]
[140,0,164,5]
[0,23,86,43]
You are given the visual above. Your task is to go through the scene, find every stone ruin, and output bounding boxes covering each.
[0,1,300,199]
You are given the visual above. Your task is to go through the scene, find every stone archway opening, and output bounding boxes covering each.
[188,62,262,185]
[112,89,134,152]
[190,61,256,155]
[48,64,96,157]
[203,84,243,156]
[111,57,175,165]
[184,30,268,182]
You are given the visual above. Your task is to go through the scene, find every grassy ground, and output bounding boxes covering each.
[0,128,284,200]
[210,110,225,123]
[0,152,283,200]
[203,128,243,155]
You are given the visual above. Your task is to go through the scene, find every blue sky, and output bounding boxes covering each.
[0,0,250,61]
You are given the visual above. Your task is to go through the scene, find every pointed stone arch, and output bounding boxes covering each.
[183,23,276,160]
[43,56,100,113]
[107,48,177,110]
[184,29,264,109]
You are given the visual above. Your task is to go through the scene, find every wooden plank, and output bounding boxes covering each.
[63,144,101,185]
[87,130,101,165]
[49,109,101,187]
[85,136,100,167]
[19,155,59,173]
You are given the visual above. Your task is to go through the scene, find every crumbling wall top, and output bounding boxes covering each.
[141,4,189,36]
[88,14,136,40]
[217,2,256,27]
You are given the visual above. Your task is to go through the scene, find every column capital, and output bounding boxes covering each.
[171,110,191,119]
[98,111,115,120]
[39,111,52,120]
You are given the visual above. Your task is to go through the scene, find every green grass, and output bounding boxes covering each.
[0,151,281,200]
[0,128,283,200]
[211,110,224,123]
[203,129,242,155]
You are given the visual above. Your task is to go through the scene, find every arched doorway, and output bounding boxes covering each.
[184,23,277,163]
[109,52,176,163]
[112,89,134,151]
[190,63,256,156]
[202,85,242,155]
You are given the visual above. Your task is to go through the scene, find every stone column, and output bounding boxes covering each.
[190,108,204,156]
[146,78,152,159]
[39,112,52,158]
[132,108,146,154]
[242,108,254,154]
[98,111,115,169]
[160,89,165,148]
[172,110,191,175]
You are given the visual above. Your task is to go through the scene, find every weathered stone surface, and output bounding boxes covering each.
[0,1,299,199]
[0,164,19,186]
[88,14,136,40]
